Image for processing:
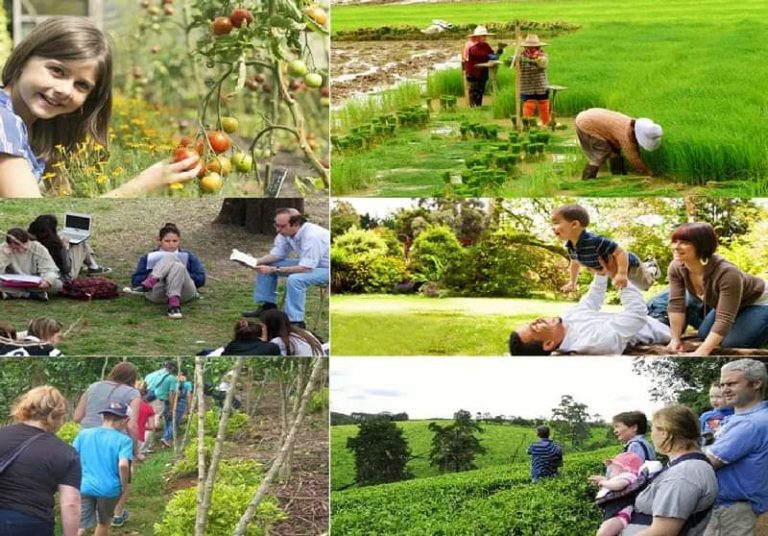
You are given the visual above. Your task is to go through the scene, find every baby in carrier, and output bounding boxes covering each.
[591,452,662,536]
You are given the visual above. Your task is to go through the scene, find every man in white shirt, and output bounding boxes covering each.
[242,208,330,328]
[508,258,670,355]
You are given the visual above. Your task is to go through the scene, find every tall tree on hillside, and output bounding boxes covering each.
[550,395,590,448]
[346,418,412,486]
[428,409,487,473]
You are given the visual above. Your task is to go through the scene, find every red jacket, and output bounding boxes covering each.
[464,42,494,79]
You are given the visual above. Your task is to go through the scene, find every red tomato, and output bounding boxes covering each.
[172,147,199,171]
[207,131,231,154]
[212,17,233,35]
[178,135,195,147]
[229,8,254,28]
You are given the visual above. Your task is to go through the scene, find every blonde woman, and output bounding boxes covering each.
[621,405,717,536]
[0,386,81,536]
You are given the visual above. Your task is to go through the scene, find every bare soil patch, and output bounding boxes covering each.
[332,39,463,101]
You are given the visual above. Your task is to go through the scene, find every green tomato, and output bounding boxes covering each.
[231,152,254,172]
[221,116,239,134]
[304,73,323,89]
[287,60,308,77]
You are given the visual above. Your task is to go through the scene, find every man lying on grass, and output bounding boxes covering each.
[508,256,670,356]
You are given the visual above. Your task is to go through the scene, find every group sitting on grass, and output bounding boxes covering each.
[0,360,224,535]
[509,204,768,356]
[527,359,768,536]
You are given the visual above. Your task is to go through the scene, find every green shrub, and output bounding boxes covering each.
[216,459,263,487]
[308,387,329,414]
[187,409,250,440]
[57,421,80,445]
[332,229,408,293]
[409,225,464,283]
[171,436,215,477]
[154,482,285,536]
[333,228,390,257]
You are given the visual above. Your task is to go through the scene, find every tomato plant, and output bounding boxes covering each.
[207,131,231,154]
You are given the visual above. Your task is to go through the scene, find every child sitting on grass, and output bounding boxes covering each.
[73,401,133,536]
[0,317,63,357]
[552,204,656,292]
[222,318,282,356]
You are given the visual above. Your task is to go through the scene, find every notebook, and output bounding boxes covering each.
[146,251,190,270]
[59,212,92,245]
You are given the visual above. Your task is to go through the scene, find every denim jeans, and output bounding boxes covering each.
[0,509,54,536]
[647,288,768,348]
[646,289,705,329]
[253,260,329,322]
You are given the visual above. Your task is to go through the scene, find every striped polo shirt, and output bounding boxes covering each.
[567,230,639,270]
[527,438,563,480]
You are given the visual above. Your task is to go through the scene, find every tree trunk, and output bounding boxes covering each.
[194,357,207,536]
[214,198,305,234]
[196,357,244,536]
[232,356,327,536]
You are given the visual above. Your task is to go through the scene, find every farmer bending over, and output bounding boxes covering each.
[575,108,663,179]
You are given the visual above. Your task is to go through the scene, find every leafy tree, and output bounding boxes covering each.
[409,225,464,284]
[550,395,591,448]
[331,201,361,238]
[633,357,730,411]
[428,409,487,473]
[346,418,412,486]
[689,198,759,245]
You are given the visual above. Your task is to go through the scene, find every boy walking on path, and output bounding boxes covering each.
[73,402,133,536]
[552,204,656,291]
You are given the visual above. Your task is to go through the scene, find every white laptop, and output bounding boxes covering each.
[59,212,92,245]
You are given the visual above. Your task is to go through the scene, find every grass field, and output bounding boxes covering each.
[330,294,622,355]
[332,0,768,193]
[0,199,328,356]
[331,420,612,490]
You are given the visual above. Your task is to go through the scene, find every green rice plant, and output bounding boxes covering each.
[331,154,376,195]
[333,82,423,133]
[427,69,465,98]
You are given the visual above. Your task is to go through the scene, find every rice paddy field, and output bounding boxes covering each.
[331,0,768,196]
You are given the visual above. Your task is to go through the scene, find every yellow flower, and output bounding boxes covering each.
[96,175,108,185]
[112,167,125,177]
[170,182,184,190]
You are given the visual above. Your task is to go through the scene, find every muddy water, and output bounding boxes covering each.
[332,39,464,101]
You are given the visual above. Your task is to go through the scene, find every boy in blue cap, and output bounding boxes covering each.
[73,401,133,536]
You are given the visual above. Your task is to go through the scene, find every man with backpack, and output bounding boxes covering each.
[704,359,768,536]
[142,363,178,450]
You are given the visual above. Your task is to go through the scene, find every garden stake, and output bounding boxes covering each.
[513,25,522,132]
[547,85,567,131]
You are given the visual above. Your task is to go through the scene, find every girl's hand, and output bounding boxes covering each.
[587,475,604,486]
[142,156,202,188]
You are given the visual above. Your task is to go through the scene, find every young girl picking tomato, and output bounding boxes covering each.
[0,17,199,198]
[130,223,206,319]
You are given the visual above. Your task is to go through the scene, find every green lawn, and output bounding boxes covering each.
[0,199,328,355]
[331,420,614,490]
[332,0,768,192]
[330,294,625,355]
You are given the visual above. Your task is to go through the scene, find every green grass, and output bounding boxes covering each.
[331,421,613,490]
[330,294,620,355]
[332,0,768,190]
[332,82,424,133]
[0,199,328,355]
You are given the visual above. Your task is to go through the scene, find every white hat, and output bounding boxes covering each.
[468,25,494,37]
[634,118,663,151]
[521,34,548,47]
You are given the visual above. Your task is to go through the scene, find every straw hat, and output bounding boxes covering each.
[468,25,494,37]
[521,34,548,47]
[634,118,663,151]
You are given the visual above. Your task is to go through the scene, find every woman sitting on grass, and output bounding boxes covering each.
[129,222,206,319]
[27,214,110,280]
[259,309,324,356]
[0,228,62,300]
[221,318,282,356]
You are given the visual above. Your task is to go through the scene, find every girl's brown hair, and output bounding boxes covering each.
[1,17,113,168]
[11,385,68,432]
[27,317,63,342]
[652,405,700,453]
[107,361,138,386]
[234,318,266,342]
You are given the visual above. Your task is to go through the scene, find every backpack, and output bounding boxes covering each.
[62,277,119,300]
[146,373,170,402]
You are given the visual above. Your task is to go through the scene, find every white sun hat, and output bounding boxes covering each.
[468,25,494,37]
[634,118,663,151]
